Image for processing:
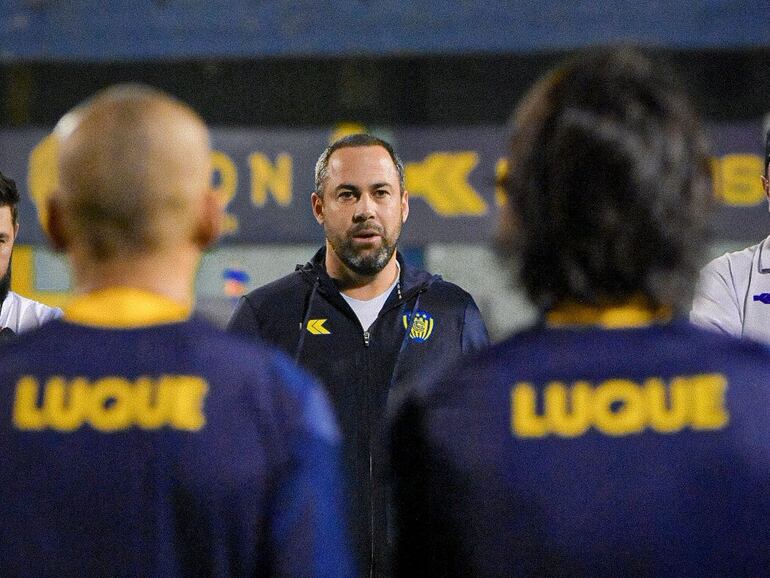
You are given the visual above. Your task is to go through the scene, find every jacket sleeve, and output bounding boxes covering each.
[227,296,261,339]
[268,360,355,578]
[690,256,742,338]
[461,298,490,353]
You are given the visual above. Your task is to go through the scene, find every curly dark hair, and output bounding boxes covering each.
[497,48,711,313]
[0,171,20,227]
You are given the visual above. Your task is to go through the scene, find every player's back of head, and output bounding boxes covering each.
[53,84,212,262]
[497,48,711,313]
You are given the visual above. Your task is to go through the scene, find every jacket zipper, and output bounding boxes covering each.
[363,328,373,576]
[369,452,374,578]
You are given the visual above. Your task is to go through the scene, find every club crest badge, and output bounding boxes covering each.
[402,311,434,343]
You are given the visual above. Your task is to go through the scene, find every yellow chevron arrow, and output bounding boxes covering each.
[404,151,488,216]
[306,319,331,335]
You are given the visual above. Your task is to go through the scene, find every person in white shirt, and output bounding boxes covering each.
[690,131,770,342]
[0,171,61,337]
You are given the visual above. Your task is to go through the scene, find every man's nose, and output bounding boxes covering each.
[353,193,376,221]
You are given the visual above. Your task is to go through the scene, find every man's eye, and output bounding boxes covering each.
[338,191,355,200]
[374,190,389,198]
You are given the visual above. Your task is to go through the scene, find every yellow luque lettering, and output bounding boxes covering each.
[13,376,45,430]
[12,374,210,433]
[510,373,731,439]
[645,377,689,433]
[89,377,134,432]
[166,376,208,432]
[545,381,591,438]
[593,379,646,436]
[511,383,548,437]
[690,374,729,431]
[249,153,293,207]
[133,376,172,430]
[44,376,88,432]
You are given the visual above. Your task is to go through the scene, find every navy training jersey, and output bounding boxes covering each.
[391,312,770,577]
[0,288,354,578]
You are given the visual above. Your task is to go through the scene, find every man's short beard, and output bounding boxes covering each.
[331,233,399,277]
[0,262,10,307]
[337,241,395,276]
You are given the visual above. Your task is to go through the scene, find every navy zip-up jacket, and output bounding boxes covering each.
[228,247,489,578]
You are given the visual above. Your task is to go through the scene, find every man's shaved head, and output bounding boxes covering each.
[54,84,212,261]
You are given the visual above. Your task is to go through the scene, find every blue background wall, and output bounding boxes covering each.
[1,0,767,60]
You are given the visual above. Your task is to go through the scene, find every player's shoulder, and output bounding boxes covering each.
[420,320,770,396]
[680,317,770,360]
[188,316,295,367]
[403,327,521,405]
[197,319,339,440]
[703,238,767,276]
[241,270,309,309]
[427,277,476,303]
[403,264,476,306]
[0,319,100,387]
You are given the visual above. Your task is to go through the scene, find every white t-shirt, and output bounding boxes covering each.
[0,291,63,334]
[690,235,770,343]
[342,275,400,331]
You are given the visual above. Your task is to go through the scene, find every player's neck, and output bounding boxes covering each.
[69,245,198,308]
[325,244,399,301]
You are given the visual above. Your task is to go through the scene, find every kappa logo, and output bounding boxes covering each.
[753,293,770,305]
[306,319,331,335]
[402,311,435,343]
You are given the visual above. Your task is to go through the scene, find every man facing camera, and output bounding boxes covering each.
[690,130,770,343]
[229,134,489,577]
[391,49,770,577]
[0,171,61,336]
[0,85,353,578]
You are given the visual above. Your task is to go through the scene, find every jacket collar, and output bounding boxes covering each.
[545,298,672,329]
[64,287,191,328]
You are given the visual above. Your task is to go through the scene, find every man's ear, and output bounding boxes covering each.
[45,195,68,252]
[763,175,770,211]
[194,189,222,250]
[401,189,410,224]
[311,191,324,225]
